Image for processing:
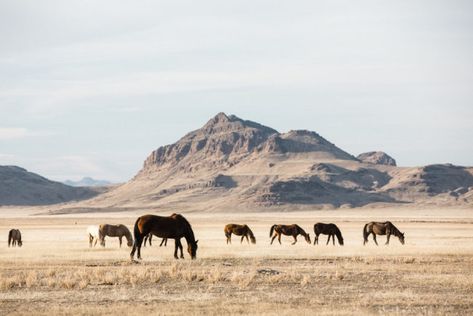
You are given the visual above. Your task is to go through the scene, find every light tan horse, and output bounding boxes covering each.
[8,229,22,247]
[363,221,405,245]
[224,224,256,244]
[269,224,311,245]
[99,224,133,247]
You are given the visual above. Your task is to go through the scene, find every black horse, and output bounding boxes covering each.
[8,229,22,247]
[313,223,344,246]
[130,213,198,260]
[143,234,168,247]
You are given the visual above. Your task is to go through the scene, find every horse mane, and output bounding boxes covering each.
[389,222,402,236]
[295,224,307,236]
[173,214,196,242]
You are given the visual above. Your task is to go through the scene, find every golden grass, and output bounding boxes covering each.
[1,210,473,315]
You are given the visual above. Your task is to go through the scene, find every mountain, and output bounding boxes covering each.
[71,112,473,212]
[64,177,112,187]
[357,151,397,166]
[0,166,105,206]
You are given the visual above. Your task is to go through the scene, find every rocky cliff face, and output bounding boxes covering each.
[140,113,278,174]
[357,151,397,166]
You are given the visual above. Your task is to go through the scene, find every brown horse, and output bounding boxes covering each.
[143,234,168,247]
[313,223,344,246]
[8,229,22,247]
[269,224,311,245]
[363,221,405,245]
[224,224,256,244]
[99,224,133,247]
[130,213,198,260]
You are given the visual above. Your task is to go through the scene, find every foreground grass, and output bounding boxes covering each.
[1,255,473,315]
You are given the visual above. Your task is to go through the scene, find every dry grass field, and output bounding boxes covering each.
[1,208,473,315]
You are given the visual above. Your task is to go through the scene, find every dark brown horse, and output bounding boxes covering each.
[224,224,256,244]
[363,221,405,245]
[130,213,198,260]
[313,223,344,246]
[8,229,22,247]
[269,224,311,245]
[99,224,133,247]
[143,234,167,247]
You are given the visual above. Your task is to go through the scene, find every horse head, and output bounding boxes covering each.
[18,240,23,247]
[250,236,256,244]
[399,232,405,245]
[127,239,133,247]
[187,240,198,259]
[305,233,311,244]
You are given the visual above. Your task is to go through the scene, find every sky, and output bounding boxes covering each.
[1,0,472,182]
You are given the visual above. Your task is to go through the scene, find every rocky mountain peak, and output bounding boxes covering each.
[357,151,397,166]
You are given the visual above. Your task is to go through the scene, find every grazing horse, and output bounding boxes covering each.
[269,224,311,245]
[313,223,344,246]
[143,234,168,247]
[8,229,22,247]
[130,213,198,261]
[224,224,256,244]
[99,224,133,247]
[363,221,405,245]
[87,225,102,247]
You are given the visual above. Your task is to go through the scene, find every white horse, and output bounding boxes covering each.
[87,225,103,247]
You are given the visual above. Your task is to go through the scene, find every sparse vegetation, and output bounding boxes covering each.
[1,210,473,315]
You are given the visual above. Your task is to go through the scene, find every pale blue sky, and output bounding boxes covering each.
[1,0,472,182]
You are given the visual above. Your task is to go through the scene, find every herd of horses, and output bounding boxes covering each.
[7,214,406,261]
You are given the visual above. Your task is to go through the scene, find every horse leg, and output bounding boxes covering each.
[149,234,152,246]
[332,234,335,246]
[270,234,276,245]
[241,236,245,244]
[292,235,297,245]
[89,234,93,248]
[174,239,179,259]
[246,235,250,244]
[119,236,122,248]
[385,233,391,245]
[178,239,184,259]
[131,234,143,261]
[226,232,231,244]
[373,234,378,246]
[278,233,282,245]
[326,235,331,245]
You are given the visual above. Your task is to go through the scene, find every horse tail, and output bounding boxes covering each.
[8,230,12,246]
[335,227,344,246]
[363,223,369,243]
[133,217,143,245]
[269,225,276,238]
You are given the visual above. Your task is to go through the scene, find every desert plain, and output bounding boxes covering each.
[1,207,472,315]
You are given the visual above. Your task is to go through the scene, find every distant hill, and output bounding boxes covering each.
[0,166,105,206]
[73,112,472,212]
[64,177,112,187]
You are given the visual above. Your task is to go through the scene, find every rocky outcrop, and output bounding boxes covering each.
[141,112,278,173]
[357,151,397,166]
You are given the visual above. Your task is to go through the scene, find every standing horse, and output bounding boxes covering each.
[143,234,168,247]
[99,224,133,247]
[363,221,405,245]
[8,229,22,247]
[224,224,256,244]
[87,225,102,247]
[313,223,344,246]
[130,213,198,261]
[269,224,311,245]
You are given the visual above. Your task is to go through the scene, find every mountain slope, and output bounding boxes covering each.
[72,112,472,212]
[0,166,104,206]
